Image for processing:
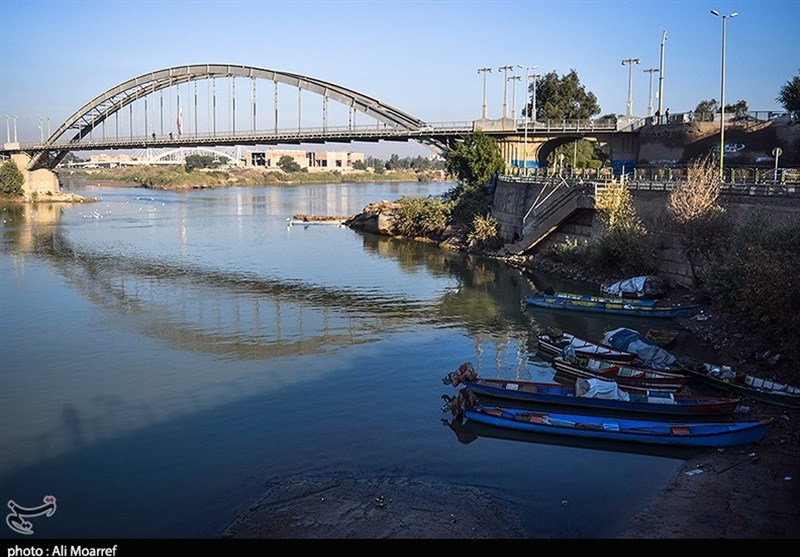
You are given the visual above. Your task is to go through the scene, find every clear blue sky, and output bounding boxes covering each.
[1,0,798,154]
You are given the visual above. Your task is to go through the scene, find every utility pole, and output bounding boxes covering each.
[711,10,739,181]
[621,58,641,116]
[478,68,492,119]
[644,68,659,117]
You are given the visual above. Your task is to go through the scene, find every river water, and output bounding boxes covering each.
[0,181,698,539]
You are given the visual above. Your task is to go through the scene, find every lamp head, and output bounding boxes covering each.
[730,12,739,17]
[710,9,720,16]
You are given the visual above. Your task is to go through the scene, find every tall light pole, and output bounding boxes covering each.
[5,115,9,144]
[478,67,492,119]
[621,58,641,116]
[498,65,514,119]
[508,75,521,124]
[711,10,738,181]
[657,31,667,118]
[517,64,539,174]
[644,68,659,117]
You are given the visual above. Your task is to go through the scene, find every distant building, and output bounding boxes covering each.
[246,149,364,172]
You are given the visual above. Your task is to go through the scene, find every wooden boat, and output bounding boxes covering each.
[463,405,772,448]
[524,291,698,318]
[645,328,680,347]
[600,328,800,409]
[536,329,637,363]
[552,355,691,392]
[443,371,741,416]
[672,358,800,409]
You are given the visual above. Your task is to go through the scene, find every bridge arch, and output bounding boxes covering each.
[149,147,239,163]
[534,135,601,168]
[30,64,429,169]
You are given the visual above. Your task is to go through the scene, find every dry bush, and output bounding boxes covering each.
[667,155,723,223]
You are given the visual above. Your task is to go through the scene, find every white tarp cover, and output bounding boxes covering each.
[602,275,666,298]
[575,378,631,401]
[602,327,677,370]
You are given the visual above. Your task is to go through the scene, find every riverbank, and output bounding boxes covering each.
[58,166,448,190]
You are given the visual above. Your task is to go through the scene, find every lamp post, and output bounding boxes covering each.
[621,58,641,116]
[644,68,659,117]
[498,65,514,120]
[478,67,492,119]
[516,65,539,175]
[657,31,667,118]
[508,75,521,124]
[711,9,738,182]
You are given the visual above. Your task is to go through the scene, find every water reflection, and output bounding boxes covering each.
[442,413,703,460]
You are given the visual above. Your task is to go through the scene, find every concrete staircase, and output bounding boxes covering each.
[503,179,595,254]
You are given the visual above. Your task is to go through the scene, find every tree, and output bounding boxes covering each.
[0,159,24,197]
[446,131,504,195]
[277,155,302,173]
[694,99,718,122]
[667,155,729,283]
[528,70,600,121]
[352,160,368,170]
[725,100,748,118]
[777,75,800,112]
[185,154,221,172]
[546,139,606,169]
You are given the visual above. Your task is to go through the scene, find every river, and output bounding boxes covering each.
[0,181,695,538]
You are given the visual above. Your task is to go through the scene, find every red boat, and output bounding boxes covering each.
[552,355,691,393]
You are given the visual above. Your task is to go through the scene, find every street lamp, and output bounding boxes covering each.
[508,75,521,124]
[621,58,641,116]
[498,65,514,120]
[517,64,539,175]
[478,67,492,119]
[711,9,739,182]
[644,68,659,118]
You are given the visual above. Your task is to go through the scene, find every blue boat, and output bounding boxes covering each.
[523,291,699,318]
[441,362,741,417]
[463,405,771,448]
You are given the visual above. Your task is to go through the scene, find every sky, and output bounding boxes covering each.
[1,0,798,156]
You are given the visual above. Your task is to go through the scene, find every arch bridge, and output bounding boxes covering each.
[3,63,637,179]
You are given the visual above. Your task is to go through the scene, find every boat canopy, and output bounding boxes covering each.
[602,275,666,298]
[602,327,677,370]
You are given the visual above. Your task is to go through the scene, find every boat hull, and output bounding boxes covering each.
[552,356,690,392]
[464,379,741,416]
[524,293,698,318]
[465,407,771,448]
[537,332,637,363]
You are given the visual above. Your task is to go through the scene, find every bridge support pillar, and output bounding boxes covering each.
[11,153,60,198]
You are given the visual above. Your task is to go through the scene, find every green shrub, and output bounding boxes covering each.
[393,196,452,238]
[0,159,24,197]
[548,236,583,263]
[467,213,501,249]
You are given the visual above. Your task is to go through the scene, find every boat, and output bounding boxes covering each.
[602,327,800,408]
[536,329,637,363]
[441,363,742,416]
[461,405,772,448]
[523,291,698,318]
[673,359,800,409]
[552,355,691,392]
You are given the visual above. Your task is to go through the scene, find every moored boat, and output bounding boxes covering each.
[552,355,691,392]
[524,291,698,318]
[462,405,772,448]
[601,327,800,408]
[441,363,742,416]
[536,329,637,363]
